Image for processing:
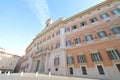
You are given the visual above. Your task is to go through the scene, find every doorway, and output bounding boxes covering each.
[35,60,40,72]
[69,67,73,75]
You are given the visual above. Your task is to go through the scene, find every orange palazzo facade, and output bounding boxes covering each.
[20,0,120,80]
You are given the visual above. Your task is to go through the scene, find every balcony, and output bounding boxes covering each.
[32,50,50,58]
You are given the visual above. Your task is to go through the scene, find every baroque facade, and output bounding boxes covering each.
[21,0,120,80]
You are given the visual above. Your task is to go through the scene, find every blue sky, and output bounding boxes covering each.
[0,0,105,56]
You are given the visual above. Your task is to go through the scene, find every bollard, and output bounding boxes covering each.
[35,72,38,77]
[49,72,51,76]
[7,71,10,76]
[5,72,6,75]
[0,70,1,74]
[20,71,23,76]
[35,72,38,80]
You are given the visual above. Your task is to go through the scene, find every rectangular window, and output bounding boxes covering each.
[85,34,93,42]
[52,34,54,38]
[90,17,98,23]
[67,56,74,64]
[69,67,73,75]
[56,30,60,36]
[75,38,81,44]
[81,21,87,27]
[55,68,58,71]
[47,36,50,40]
[116,64,120,72]
[66,40,71,47]
[97,31,107,38]
[51,46,53,50]
[90,52,102,62]
[112,8,120,15]
[72,25,77,30]
[106,49,120,60]
[54,58,59,65]
[78,55,86,63]
[65,27,70,33]
[100,13,109,19]
[111,27,120,34]
[97,65,105,75]
[82,66,87,75]
[56,43,60,48]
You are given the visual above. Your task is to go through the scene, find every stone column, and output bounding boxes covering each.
[44,54,49,73]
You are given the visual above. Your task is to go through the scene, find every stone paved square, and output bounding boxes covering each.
[0,73,100,80]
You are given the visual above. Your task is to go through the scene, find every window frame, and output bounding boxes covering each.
[90,52,102,62]
[78,55,86,63]
[67,56,74,64]
[97,65,105,75]
[90,17,98,23]
[85,34,93,42]
[111,27,120,34]
[66,40,71,47]
[75,37,81,44]
[112,8,120,15]
[81,21,87,27]
[81,66,87,75]
[65,27,70,33]
[97,31,107,38]
[100,13,109,19]
[54,57,59,65]
[56,43,60,48]
[72,25,77,30]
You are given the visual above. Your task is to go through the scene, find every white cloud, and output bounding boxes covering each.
[24,0,50,29]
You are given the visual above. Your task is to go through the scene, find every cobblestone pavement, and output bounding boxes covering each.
[0,73,100,80]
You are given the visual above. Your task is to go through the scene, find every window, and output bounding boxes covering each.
[65,27,70,33]
[85,34,93,42]
[97,31,107,38]
[47,36,50,40]
[97,65,105,75]
[72,25,77,30]
[111,27,120,34]
[78,55,86,63]
[56,30,60,36]
[116,64,120,72]
[90,17,98,23]
[90,52,102,62]
[69,67,73,75]
[106,49,120,60]
[56,43,60,48]
[54,58,59,65]
[52,34,54,38]
[75,38,81,44]
[82,66,87,75]
[66,40,71,47]
[35,60,40,72]
[81,21,87,27]
[55,68,58,71]
[112,8,120,15]
[51,46,53,50]
[100,13,109,19]
[67,56,74,64]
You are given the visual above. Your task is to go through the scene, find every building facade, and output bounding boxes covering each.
[0,47,20,73]
[22,0,120,80]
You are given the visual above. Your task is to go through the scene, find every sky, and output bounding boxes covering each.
[0,0,105,56]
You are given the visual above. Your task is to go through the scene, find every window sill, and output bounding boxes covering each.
[87,40,93,44]
[100,37,108,40]
[94,61,103,64]
[115,34,120,37]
